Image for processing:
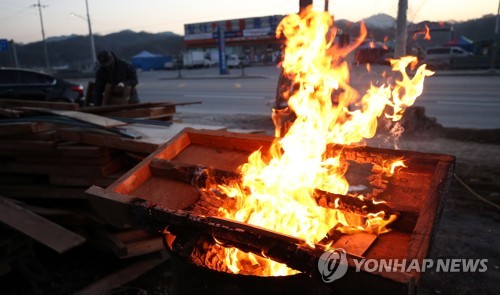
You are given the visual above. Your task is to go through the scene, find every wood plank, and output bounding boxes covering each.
[149,158,240,186]
[186,127,275,152]
[101,108,152,118]
[19,108,127,128]
[0,196,86,253]
[0,122,55,136]
[49,175,119,187]
[0,139,56,151]
[0,99,78,110]
[0,154,129,177]
[74,251,168,295]
[0,130,59,142]
[148,106,176,116]
[15,154,114,165]
[138,114,173,121]
[81,101,197,114]
[0,107,22,118]
[99,105,176,119]
[57,144,112,158]
[406,160,454,262]
[57,129,159,154]
[94,228,164,258]
[134,201,354,276]
[48,167,128,187]
[0,184,88,199]
[85,185,138,228]
[331,233,377,257]
[122,123,226,146]
[111,130,191,194]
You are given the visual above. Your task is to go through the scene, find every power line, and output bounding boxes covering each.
[0,7,32,22]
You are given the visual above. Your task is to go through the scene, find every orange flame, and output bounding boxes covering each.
[383,159,407,176]
[413,24,431,41]
[210,6,432,276]
[423,25,431,40]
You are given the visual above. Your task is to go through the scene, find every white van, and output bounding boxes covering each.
[227,55,241,68]
[422,46,472,69]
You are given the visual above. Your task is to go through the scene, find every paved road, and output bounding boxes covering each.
[131,65,500,129]
[136,67,279,117]
[414,75,500,129]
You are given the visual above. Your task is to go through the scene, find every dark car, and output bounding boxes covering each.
[354,41,393,65]
[0,68,84,105]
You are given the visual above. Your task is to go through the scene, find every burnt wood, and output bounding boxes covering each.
[133,200,332,275]
[149,158,239,188]
[148,158,419,231]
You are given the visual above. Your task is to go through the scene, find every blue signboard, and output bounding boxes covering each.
[0,39,9,51]
[217,26,228,75]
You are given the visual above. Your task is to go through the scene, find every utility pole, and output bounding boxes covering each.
[85,0,97,68]
[490,0,500,72]
[299,0,313,12]
[395,0,408,58]
[11,40,19,68]
[32,0,51,73]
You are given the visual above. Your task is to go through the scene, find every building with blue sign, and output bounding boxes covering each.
[183,15,285,65]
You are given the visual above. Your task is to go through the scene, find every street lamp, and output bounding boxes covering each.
[70,0,96,69]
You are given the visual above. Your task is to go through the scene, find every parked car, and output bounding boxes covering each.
[354,40,393,65]
[227,55,241,68]
[422,46,472,69]
[164,59,181,70]
[227,55,250,68]
[204,58,216,68]
[0,68,85,105]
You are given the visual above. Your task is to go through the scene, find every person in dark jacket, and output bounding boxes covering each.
[93,50,139,106]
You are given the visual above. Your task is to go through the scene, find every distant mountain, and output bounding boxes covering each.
[453,14,497,42]
[46,34,79,43]
[362,14,396,29]
[0,30,184,69]
[93,30,183,57]
[158,31,179,37]
[335,13,495,47]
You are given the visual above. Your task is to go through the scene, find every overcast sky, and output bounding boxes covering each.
[0,0,497,44]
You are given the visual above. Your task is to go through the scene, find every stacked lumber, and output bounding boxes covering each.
[0,100,207,279]
[0,141,129,189]
[82,102,190,121]
[0,99,201,121]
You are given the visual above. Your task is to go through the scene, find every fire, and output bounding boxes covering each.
[413,24,431,40]
[207,7,433,276]
[383,159,407,176]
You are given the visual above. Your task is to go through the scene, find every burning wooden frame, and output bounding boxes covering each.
[87,127,454,294]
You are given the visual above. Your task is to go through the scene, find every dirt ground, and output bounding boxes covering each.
[1,111,499,295]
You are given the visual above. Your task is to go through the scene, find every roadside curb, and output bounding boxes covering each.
[432,71,500,77]
[159,75,268,80]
